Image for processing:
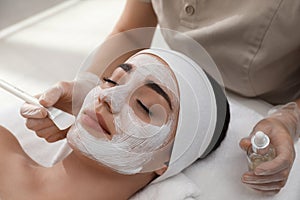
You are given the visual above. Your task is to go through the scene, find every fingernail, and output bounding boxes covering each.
[39,108,47,117]
[39,96,47,104]
[242,176,248,182]
[254,168,266,175]
[242,175,252,181]
[24,109,40,116]
[39,96,50,107]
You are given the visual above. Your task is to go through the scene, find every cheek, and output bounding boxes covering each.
[149,104,168,126]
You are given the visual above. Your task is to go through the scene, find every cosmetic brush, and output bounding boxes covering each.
[0,79,75,130]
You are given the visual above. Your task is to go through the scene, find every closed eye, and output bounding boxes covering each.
[103,77,119,86]
[136,99,151,115]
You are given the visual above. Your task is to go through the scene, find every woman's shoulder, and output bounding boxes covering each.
[0,126,44,200]
[0,126,39,163]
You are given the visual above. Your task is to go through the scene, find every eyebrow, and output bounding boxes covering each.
[145,81,173,110]
[118,64,173,110]
[118,63,132,72]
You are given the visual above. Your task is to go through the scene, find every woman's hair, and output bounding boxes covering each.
[210,101,230,153]
[200,73,230,159]
[200,72,230,158]
[119,63,132,72]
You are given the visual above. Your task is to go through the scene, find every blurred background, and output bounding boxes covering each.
[0,0,66,30]
[0,0,125,107]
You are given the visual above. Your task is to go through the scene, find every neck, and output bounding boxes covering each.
[44,150,155,199]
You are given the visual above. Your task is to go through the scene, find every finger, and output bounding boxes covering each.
[239,137,251,151]
[39,85,63,107]
[20,103,48,119]
[242,171,287,184]
[243,181,286,191]
[45,131,67,143]
[254,143,293,175]
[25,118,54,131]
[254,157,290,176]
[255,189,280,195]
[246,186,280,194]
[36,125,62,139]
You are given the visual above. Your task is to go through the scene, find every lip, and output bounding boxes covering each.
[95,112,111,135]
[80,109,111,138]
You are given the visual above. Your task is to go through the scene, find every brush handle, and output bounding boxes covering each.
[0,79,41,106]
[0,79,75,130]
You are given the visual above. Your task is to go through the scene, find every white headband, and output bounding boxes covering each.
[138,49,218,183]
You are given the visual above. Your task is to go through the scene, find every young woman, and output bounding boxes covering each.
[4,48,229,199]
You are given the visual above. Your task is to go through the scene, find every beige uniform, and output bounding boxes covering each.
[143,0,300,104]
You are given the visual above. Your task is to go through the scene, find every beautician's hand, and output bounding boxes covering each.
[20,72,100,143]
[239,118,295,193]
[20,81,74,142]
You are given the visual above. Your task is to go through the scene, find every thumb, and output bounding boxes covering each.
[39,86,63,107]
[239,136,251,152]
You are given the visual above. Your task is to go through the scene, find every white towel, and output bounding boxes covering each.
[183,92,300,199]
[130,173,201,200]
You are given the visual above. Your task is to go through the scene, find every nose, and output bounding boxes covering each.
[97,95,113,114]
[96,85,127,114]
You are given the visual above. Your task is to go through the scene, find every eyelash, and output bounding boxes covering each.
[137,99,151,115]
[103,78,151,116]
[103,77,118,85]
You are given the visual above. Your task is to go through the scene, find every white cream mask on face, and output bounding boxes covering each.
[67,54,179,174]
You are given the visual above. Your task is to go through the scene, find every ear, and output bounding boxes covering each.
[154,164,168,176]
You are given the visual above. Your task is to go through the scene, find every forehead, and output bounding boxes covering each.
[126,53,169,71]
[129,53,178,90]
[126,53,177,84]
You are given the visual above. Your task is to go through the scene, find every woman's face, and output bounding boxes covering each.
[78,53,179,140]
[67,52,179,174]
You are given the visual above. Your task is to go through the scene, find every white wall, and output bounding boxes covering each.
[0,0,125,107]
